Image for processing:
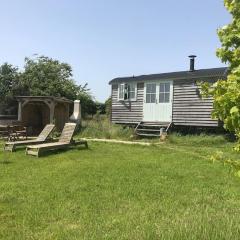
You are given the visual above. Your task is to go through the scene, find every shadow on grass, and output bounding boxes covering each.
[225,133,237,142]
[0,160,13,164]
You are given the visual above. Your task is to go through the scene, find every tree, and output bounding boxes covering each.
[0,63,21,114]
[0,55,97,117]
[96,101,106,114]
[201,0,240,151]
[20,55,98,116]
[20,56,80,100]
[105,97,112,117]
[0,63,20,113]
[77,91,97,117]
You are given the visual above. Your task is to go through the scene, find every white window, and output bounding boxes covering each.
[118,84,124,100]
[128,83,136,100]
[159,82,170,103]
[118,83,137,101]
[146,83,156,103]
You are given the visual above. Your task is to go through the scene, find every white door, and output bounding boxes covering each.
[156,81,173,122]
[143,83,157,121]
[143,81,173,122]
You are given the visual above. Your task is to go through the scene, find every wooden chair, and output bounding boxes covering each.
[13,125,28,140]
[0,125,9,140]
[4,124,55,152]
[26,123,88,157]
[7,125,27,141]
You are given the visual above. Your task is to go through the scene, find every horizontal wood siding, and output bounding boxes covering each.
[111,83,144,123]
[172,78,219,127]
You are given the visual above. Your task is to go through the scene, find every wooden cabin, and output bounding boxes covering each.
[109,56,228,136]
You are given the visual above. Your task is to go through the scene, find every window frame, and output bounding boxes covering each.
[145,83,157,104]
[118,83,125,101]
[118,82,137,101]
[159,82,171,103]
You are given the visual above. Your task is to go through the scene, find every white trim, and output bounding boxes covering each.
[145,82,157,103]
[143,80,173,122]
[128,82,137,101]
[118,82,137,102]
[159,82,171,103]
[118,83,125,101]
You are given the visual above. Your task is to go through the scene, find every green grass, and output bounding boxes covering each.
[0,136,240,239]
[168,132,228,146]
[78,116,135,140]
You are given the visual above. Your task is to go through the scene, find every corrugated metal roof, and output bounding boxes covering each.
[109,67,228,84]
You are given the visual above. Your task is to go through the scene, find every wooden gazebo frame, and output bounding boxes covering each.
[16,96,73,132]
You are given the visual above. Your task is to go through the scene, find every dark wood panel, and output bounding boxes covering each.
[174,118,218,123]
[173,101,213,105]
[173,114,213,118]
[173,117,216,121]
[173,97,213,101]
[173,106,214,109]
[172,79,218,127]
[111,83,144,123]
[173,109,213,113]
[174,122,218,126]
[173,123,218,126]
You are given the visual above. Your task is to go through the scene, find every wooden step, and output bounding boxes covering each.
[140,125,168,128]
[140,122,169,127]
[135,121,172,138]
[140,122,168,125]
[137,133,160,137]
[142,121,169,124]
[137,129,161,132]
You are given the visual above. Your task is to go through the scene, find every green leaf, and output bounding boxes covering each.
[235,170,240,178]
[230,106,239,114]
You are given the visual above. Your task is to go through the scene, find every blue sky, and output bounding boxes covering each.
[0,0,231,101]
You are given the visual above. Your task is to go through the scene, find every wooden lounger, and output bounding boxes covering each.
[26,123,87,157]
[4,124,55,152]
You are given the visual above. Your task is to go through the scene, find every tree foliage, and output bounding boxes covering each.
[104,97,112,117]
[201,0,240,150]
[77,91,97,117]
[0,63,19,104]
[20,56,80,100]
[0,56,98,117]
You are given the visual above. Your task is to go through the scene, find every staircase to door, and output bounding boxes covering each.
[135,121,172,137]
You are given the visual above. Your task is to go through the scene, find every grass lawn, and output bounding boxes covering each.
[0,136,240,239]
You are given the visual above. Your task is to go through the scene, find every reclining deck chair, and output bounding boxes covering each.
[26,122,86,157]
[4,124,55,152]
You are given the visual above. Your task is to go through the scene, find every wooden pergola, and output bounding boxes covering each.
[16,96,73,134]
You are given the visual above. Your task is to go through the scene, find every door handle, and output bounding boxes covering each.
[155,98,158,104]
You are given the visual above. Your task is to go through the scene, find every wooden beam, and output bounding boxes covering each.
[17,101,22,121]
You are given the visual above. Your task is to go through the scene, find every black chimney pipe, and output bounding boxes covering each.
[188,55,196,71]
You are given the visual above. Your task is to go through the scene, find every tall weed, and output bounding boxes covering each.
[78,115,134,140]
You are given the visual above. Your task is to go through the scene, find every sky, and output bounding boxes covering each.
[0,0,231,101]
